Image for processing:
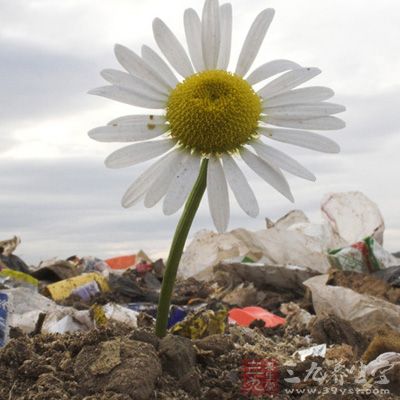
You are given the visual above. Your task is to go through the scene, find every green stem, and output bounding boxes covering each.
[155,158,208,338]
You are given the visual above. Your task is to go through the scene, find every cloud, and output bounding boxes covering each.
[0,39,103,124]
[0,157,312,264]
[1,0,399,264]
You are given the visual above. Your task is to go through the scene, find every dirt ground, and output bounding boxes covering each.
[1,318,399,400]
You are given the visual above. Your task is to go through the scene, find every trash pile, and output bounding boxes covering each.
[1,191,400,399]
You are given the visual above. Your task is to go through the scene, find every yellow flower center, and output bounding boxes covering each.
[166,70,262,154]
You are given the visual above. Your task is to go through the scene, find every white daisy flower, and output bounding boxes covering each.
[89,0,345,233]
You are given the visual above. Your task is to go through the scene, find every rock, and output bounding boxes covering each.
[327,269,400,304]
[178,368,201,396]
[310,314,368,357]
[89,340,121,375]
[325,344,354,364]
[193,334,234,356]
[385,363,400,395]
[74,338,161,400]
[130,329,160,350]
[362,330,400,363]
[0,337,32,367]
[159,334,196,379]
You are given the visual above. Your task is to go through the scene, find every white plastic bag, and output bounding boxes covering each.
[179,192,388,280]
[304,275,400,336]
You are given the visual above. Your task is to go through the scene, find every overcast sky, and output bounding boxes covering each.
[1,0,399,265]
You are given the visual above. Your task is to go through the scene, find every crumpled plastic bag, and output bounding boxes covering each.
[328,236,399,273]
[303,274,400,336]
[321,191,384,245]
[179,216,343,279]
[365,352,400,376]
[102,303,139,328]
[179,191,388,279]
[42,309,93,334]
[91,303,139,328]
[3,287,60,333]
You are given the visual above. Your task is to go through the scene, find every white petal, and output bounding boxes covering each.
[101,69,168,99]
[251,140,316,181]
[153,18,194,78]
[141,45,179,89]
[88,86,165,109]
[207,156,229,233]
[105,139,175,169]
[221,154,259,217]
[241,148,294,202]
[265,86,335,107]
[216,3,232,70]
[107,114,166,126]
[88,123,168,143]
[184,9,205,72]
[260,127,340,153]
[246,59,301,85]
[163,155,201,215]
[114,44,170,91]
[202,0,221,70]
[122,151,175,208]
[144,151,187,208]
[263,102,346,119]
[235,9,275,77]
[258,67,321,99]
[264,116,346,130]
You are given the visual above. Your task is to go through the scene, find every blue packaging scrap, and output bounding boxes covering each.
[0,292,9,347]
[126,303,187,329]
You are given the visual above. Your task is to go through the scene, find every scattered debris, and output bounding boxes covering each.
[228,306,285,328]
[45,272,110,301]
[304,274,400,336]
[295,343,327,361]
[1,191,400,398]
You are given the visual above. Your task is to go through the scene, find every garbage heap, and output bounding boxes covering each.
[0,191,400,400]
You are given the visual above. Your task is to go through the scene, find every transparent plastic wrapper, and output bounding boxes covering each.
[102,303,139,328]
[70,280,100,301]
[304,275,400,336]
[373,266,400,287]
